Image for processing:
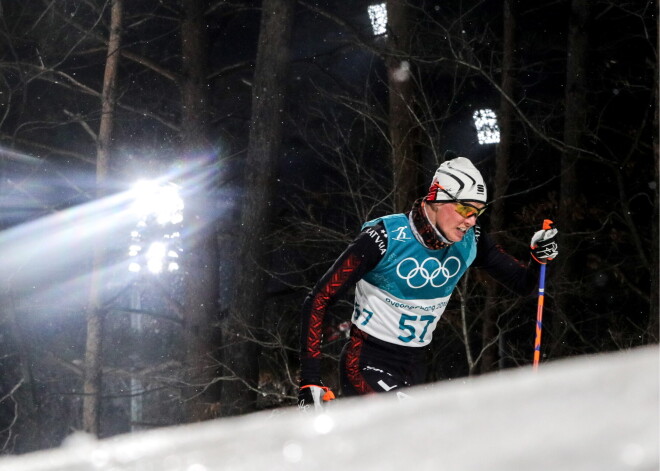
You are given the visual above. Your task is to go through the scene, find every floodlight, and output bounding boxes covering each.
[143,242,163,274]
[127,180,183,274]
[473,109,501,145]
[368,3,387,36]
[131,180,184,226]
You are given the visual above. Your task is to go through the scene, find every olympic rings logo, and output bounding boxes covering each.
[396,256,462,289]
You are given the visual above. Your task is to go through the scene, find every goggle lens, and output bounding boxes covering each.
[431,186,487,218]
[454,202,486,218]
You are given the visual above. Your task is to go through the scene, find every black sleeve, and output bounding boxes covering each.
[472,229,539,296]
[299,221,387,384]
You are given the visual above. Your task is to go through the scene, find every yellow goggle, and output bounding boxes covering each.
[454,201,487,218]
[433,187,487,218]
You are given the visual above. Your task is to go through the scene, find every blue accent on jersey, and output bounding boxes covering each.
[361,214,476,300]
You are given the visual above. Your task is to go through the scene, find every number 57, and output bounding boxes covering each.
[398,313,436,343]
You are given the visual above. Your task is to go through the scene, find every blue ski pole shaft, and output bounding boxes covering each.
[533,219,553,370]
[533,264,546,370]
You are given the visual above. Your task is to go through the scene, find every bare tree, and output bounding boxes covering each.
[387,0,420,212]
[651,54,659,337]
[179,0,222,423]
[222,0,296,416]
[0,288,44,452]
[480,0,517,374]
[551,0,590,358]
[83,0,123,436]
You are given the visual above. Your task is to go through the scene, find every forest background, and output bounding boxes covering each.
[0,0,657,454]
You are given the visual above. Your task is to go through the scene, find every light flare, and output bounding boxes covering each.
[0,157,220,310]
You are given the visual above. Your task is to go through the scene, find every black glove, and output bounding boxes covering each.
[298,383,335,412]
[530,224,559,264]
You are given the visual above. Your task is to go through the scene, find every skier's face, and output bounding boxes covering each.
[426,201,484,242]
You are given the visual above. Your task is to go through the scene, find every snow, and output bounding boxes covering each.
[1,345,657,471]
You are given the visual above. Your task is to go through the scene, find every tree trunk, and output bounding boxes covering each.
[1,287,44,451]
[481,0,516,374]
[555,0,589,357]
[649,54,659,340]
[83,0,122,436]
[222,0,295,417]
[180,0,222,423]
[560,0,589,241]
[387,0,419,213]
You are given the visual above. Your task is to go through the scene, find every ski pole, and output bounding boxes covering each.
[533,219,553,370]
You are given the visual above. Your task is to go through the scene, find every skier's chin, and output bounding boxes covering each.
[448,227,467,242]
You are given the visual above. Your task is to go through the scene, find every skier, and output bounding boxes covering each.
[297,156,558,409]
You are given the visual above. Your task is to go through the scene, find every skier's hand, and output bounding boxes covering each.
[298,383,335,412]
[530,223,558,264]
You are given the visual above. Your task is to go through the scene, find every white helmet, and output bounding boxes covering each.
[426,157,487,203]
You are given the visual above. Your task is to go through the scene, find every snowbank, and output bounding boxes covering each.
[1,345,657,471]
